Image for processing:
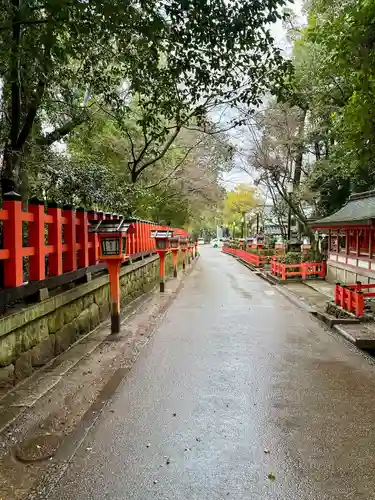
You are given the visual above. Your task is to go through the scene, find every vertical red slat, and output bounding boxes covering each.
[135,221,140,254]
[88,211,99,265]
[3,192,23,287]
[77,208,89,268]
[96,212,104,259]
[132,220,136,255]
[138,221,143,254]
[63,206,77,272]
[28,198,46,281]
[48,203,63,276]
[142,221,147,253]
[126,223,133,257]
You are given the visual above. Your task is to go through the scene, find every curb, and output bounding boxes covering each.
[332,324,357,345]
[275,285,317,314]
[222,249,375,352]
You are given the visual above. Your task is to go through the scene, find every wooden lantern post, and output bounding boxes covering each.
[170,236,180,278]
[187,239,192,264]
[152,230,172,292]
[180,238,188,270]
[89,217,133,333]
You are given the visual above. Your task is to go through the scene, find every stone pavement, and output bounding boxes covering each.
[23,247,375,500]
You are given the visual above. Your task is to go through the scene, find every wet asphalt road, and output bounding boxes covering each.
[46,248,375,499]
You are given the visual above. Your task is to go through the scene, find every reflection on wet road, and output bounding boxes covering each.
[45,247,375,499]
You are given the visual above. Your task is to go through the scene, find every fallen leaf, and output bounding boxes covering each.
[268,472,276,481]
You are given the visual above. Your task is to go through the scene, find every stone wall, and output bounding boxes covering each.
[0,254,173,385]
[326,260,375,285]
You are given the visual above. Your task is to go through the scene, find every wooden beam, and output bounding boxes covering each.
[356,229,360,257]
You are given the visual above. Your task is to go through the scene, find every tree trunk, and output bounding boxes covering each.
[1,145,22,195]
[314,141,321,161]
[293,109,307,187]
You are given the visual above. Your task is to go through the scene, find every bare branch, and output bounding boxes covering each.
[131,125,182,182]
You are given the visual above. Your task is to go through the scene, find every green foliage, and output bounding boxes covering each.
[278,252,302,265]
[223,184,261,225]
[0,0,290,194]
[302,248,323,263]
[279,0,375,216]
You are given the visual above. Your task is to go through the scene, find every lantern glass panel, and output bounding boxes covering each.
[101,238,120,256]
[156,238,167,250]
[122,236,127,255]
[170,238,179,249]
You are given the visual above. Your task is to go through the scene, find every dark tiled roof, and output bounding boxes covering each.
[313,190,375,227]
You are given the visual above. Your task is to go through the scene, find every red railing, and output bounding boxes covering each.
[271,260,326,281]
[0,194,188,289]
[334,282,375,318]
[222,247,271,267]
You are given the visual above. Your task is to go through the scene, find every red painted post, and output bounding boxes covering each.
[281,264,286,281]
[48,202,63,276]
[139,221,143,254]
[132,221,137,254]
[133,221,138,254]
[88,210,99,265]
[340,286,346,309]
[347,289,352,313]
[140,221,144,254]
[146,222,149,253]
[145,222,149,252]
[126,226,133,257]
[77,208,89,268]
[142,221,146,254]
[28,198,46,281]
[301,262,307,280]
[3,192,23,287]
[356,292,364,317]
[335,282,341,305]
[63,206,77,273]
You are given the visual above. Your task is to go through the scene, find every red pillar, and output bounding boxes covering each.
[28,198,46,281]
[135,221,141,254]
[88,210,99,265]
[63,205,77,273]
[77,208,89,268]
[3,192,23,287]
[48,202,63,277]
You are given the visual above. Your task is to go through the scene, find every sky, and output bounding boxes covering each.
[222,0,305,191]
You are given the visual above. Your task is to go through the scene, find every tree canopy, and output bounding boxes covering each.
[234,0,375,239]
[0,0,290,200]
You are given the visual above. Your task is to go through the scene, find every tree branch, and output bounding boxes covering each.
[17,24,54,149]
[131,125,182,182]
[36,115,86,146]
[10,0,21,148]
[143,141,202,190]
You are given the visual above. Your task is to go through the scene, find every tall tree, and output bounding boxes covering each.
[0,0,290,196]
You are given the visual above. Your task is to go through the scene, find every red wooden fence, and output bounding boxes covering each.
[334,282,375,318]
[271,260,326,280]
[222,247,271,267]
[0,193,188,289]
